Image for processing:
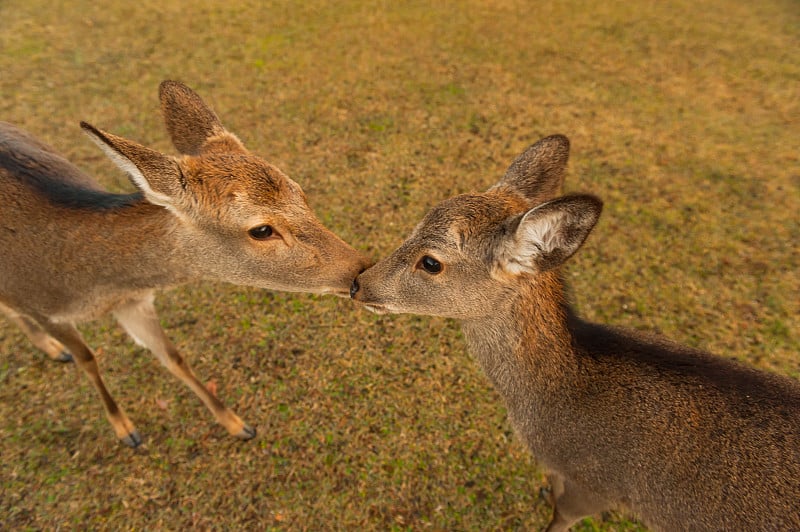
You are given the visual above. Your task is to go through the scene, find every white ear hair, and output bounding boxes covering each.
[83,131,174,208]
[503,209,564,274]
[495,195,602,276]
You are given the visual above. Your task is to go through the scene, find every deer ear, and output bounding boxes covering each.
[495,194,602,275]
[81,122,183,208]
[490,134,570,205]
[159,80,247,156]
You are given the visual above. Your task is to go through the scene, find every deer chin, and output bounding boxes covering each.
[270,284,351,298]
[315,286,349,298]
[359,302,403,315]
[330,290,352,298]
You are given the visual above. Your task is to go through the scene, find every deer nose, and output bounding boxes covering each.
[349,277,360,299]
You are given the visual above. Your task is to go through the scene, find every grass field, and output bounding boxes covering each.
[1,0,798,529]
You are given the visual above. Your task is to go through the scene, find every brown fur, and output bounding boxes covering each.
[0,81,371,447]
[352,134,800,530]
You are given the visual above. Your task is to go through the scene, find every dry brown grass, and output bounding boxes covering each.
[1,0,798,529]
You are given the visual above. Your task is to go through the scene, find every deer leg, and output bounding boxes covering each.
[113,297,255,440]
[1,309,73,362]
[37,319,141,447]
[544,473,605,532]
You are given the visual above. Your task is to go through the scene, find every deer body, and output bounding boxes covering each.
[1,81,370,447]
[352,135,800,530]
[0,144,180,322]
[463,286,800,530]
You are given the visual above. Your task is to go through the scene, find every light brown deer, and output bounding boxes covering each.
[0,81,371,447]
[351,135,800,530]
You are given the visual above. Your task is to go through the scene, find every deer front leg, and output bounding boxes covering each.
[113,297,255,440]
[37,319,141,447]
[544,473,605,532]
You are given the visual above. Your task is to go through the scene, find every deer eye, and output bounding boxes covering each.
[248,225,274,240]
[417,255,443,275]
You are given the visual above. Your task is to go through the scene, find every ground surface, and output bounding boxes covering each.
[1,1,798,529]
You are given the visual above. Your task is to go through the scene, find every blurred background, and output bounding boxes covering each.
[1,1,797,529]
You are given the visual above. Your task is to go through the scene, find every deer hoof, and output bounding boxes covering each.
[236,425,256,440]
[121,430,143,448]
[55,350,74,363]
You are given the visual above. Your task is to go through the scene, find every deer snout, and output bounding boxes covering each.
[350,267,368,300]
[348,271,392,314]
[349,277,360,299]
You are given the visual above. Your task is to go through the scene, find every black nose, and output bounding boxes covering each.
[349,277,360,299]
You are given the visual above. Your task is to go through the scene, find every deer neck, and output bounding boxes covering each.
[79,200,199,291]
[460,270,576,407]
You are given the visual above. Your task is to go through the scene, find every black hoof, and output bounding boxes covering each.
[55,351,74,363]
[121,430,143,448]
[236,425,256,440]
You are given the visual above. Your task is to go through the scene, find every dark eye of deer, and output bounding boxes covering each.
[248,225,274,240]
[419,255,443,274]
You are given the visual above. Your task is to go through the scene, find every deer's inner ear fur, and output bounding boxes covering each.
[493,195,603,276]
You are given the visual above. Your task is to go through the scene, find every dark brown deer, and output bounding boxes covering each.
[351,134,800,530]
[0,81,371,447]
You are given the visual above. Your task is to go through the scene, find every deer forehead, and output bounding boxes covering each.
[174,155,312,230]
[412,192,526,251]
[181,154,300,205]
